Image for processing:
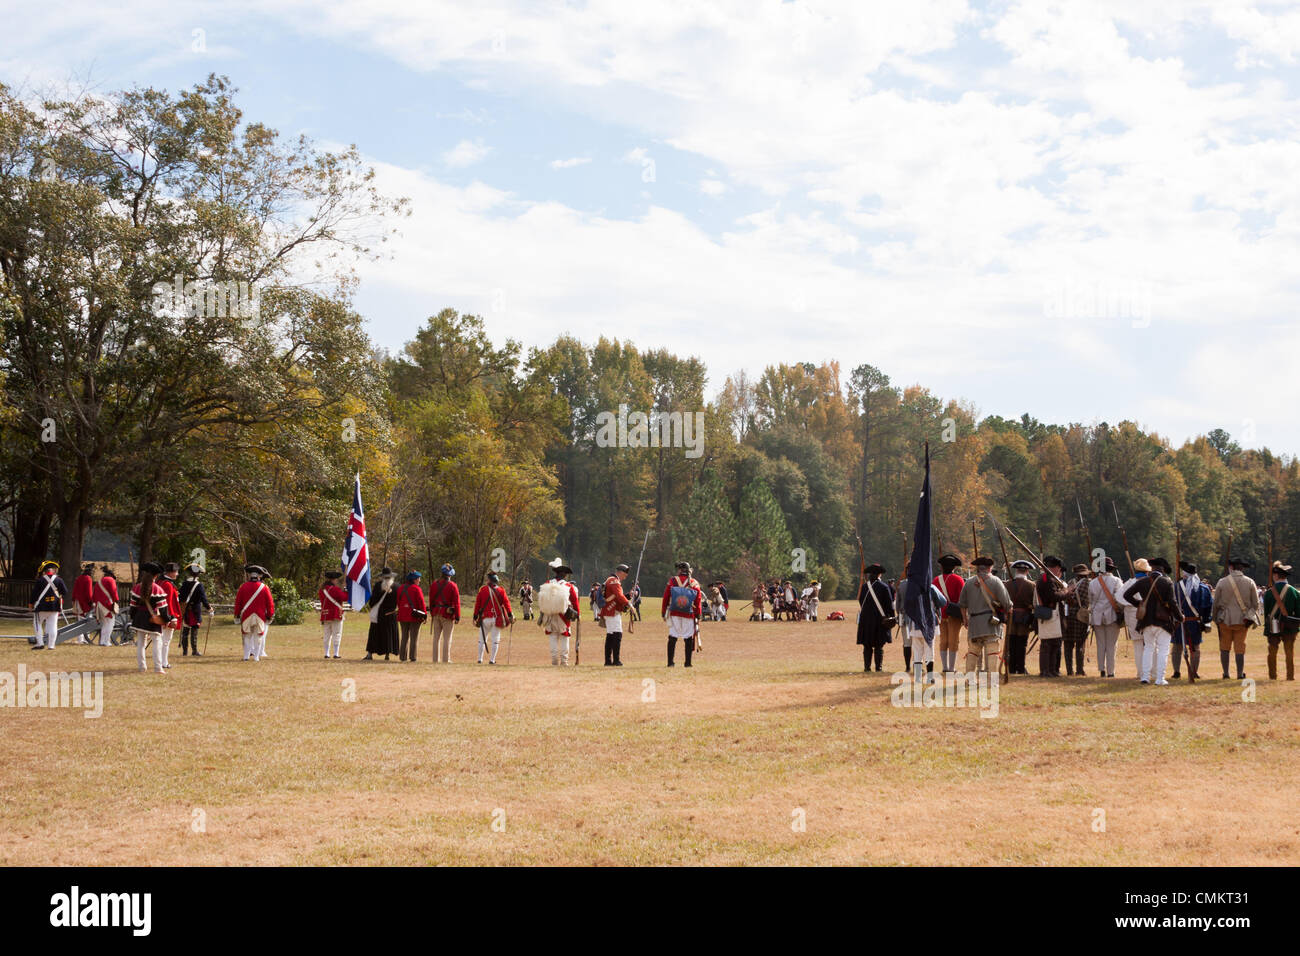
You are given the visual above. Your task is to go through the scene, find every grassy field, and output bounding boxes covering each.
[2,598,1298,866]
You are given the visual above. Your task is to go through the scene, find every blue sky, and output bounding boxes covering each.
[6,0,1300,451]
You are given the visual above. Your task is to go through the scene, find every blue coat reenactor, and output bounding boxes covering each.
[28,560,67,650]
[1263,561,1300,681]
[1171,561,1212,680]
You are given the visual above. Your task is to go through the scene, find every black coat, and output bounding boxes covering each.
[366,586,400,654]
[178,580,211,625]
[856,578,894,648]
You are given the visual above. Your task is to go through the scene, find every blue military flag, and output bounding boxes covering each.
[903,443,938,643]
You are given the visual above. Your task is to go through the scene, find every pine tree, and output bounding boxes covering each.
[672,471,740,582]
[738,476,794,579]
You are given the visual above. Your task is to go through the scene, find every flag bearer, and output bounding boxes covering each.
[319,570,348,659]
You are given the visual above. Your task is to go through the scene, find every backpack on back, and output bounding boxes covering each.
[669,584,696,614]
[538,580,570,615]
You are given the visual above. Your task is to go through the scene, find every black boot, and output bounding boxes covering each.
[684,636,694,667]
[903,645,912,670]
[604,634,615,666]
[667,638,676,667]
[612,634,623,665]
[1221,649,1231,679]
[1236,653,1245,679]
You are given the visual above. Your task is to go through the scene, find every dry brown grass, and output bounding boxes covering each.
[2,599,1298,866]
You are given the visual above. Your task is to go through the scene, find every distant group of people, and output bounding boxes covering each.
[855,550,1300,685]
[751,579,820,622]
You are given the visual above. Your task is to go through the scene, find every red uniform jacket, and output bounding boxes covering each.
[473,584,513,622]
[95,575,119,612]
[235,580,275,623]
[319,583,347,622]
[932,572,965,619]
[427,578,461,622]
[397,583,428,623]
[159,577,181,626]
[600,575,630,617]
[73,573,95,615]
[661,575,702,619]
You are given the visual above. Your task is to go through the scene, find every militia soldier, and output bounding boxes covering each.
[518,581,534,621]
[598,564,632,666]
[1210,558,1261,680]
[1087,557,1125,678]
[129,562,169,673]
[1170,561,1212,680]
[427,564,461,663]
[1063,563,1091,676]
[856,563,893,673]
[235,565,275,662]
[1122,556,1180,685]
[319,569,347,659]
[1006,559,1036,675]
[177,563,212,657]
[932,554,965,674]
[28,559,67,650]
[1121,559,1150,673]
[364,567,400,661]
[752,582,766,621]
[94,567,120,646]
[896,562,943,682]
[959,556,1011,673]
[1034,557,1070,677]
[662,561,703,667]
[396,570,428,662]
[538,558,581,666]
[1263,561,1300,681]
[473,571,513,665]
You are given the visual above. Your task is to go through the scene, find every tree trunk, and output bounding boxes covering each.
[11,499,53,578]
[57,502,89,574]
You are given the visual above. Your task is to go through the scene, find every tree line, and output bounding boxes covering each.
[3,77,1295,600]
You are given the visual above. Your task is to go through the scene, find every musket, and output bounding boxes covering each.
[1112,502,1134,577]
[1176,522,1194,683]
[202,611,212,656]
[854,530,867,588]
[1076,497,1094,570]
[992,513,1013,581]
[1223,522,1233,579]
[1036,529,1045,560]
[1001,523,1067,587]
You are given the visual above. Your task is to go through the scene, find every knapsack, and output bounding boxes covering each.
[669,584,696,614]
[538,580,570,615]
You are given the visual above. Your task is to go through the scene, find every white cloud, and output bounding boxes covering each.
[699,178,726,196]
[549,156,591,169]
[443,138,491,167]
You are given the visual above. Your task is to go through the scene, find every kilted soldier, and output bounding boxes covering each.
[129,562,169,673]
[397,570,428,662]
[1034,557,1070,677]
[72,563,95,642]
[177,563,212,657]
[856,563,893,672]
[235,565,275,662]
[1087,557,1125,678]
[959,556,1011,673]
[662,561,703,667]
[1210,558,1261,680]
[1122,556,1180,685]
[1263,561,1300,681]
[427,564,461,663]
[518,581,534,621]
[932,554,965,673]
[1171,561,1212,680]
[319,570,347,659]
[28,559,67,650]
[473,571,513,664]
[1063,563,1092,676]
[537,558,581,666]
[364,567,399,661]
[94,567,120,646]
[1006,560,1036,675]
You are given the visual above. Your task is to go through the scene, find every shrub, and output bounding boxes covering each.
[268,577,312,625]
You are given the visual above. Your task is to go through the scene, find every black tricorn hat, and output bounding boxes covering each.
[163,561,180,573]
[1229,557,1252,569]
[1179,560,1197,574]
[101,565,116,576]
[324,569,343,580]
[865,563,886,575]
[972,555,995,567]
[938,552,962,569]
[1102,556,1117,571]
[675,560,692,571]
[1148,556,1171,572]
[1043,554,1063,569]
[140,561,163,574]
